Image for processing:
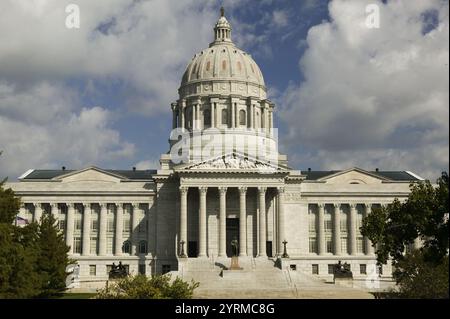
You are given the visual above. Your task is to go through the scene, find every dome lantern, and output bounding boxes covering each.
[213,7,232,44]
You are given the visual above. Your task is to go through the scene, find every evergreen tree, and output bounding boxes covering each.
[36,213,70,297]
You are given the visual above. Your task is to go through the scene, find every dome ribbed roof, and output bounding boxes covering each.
[179,8,266,96]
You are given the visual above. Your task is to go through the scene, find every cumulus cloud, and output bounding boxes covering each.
[279,0,449,180]
[0,81,135,179]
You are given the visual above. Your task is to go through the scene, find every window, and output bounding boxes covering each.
[138,264,146,275]
[221,108,228,125]
[340,212,348,233]
[122,241,131,254]
[139,241,147,254]
[75,217,82,231]
[73,237,81,254]
[326,236,333,253]
[324,213,333,232]
[89,265,96,276]
[58,220,66,231]
[106,265,112,274]
[90,237,97,255]
[312,264,319,275]
[203,109,211,126]
[107,237,113,254]
[357,237,364,254]
[239,109,246,126]
[341,237,348,254]
[309,237,317,254]
[107,214,115,232]
[91,219,98,231]
[309,209,317,232]
[360,264,367,275]
[162,265,171,274]
[138,216,146,233]
[328,264,335,274]
[123,219,130,233]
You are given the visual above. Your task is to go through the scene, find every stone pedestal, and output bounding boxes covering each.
[334,277,354,288]
[229,256,243,270]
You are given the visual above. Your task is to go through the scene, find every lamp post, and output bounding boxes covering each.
[282,240,289,258]
[180,240,187,258]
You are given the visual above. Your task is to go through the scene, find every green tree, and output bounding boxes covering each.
[95,274,199,299]
[36,213,70,297]
[361,172,449,298]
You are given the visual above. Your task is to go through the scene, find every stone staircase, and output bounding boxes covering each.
[171,257,374,299]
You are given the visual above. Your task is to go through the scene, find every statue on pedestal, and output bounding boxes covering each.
[109,261,128,279]
[229,237,242,270]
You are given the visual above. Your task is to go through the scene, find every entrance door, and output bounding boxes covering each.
[188,241,197,257]
[226,218,239,257]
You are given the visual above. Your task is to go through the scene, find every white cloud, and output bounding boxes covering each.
[134,159,160,170]
[279,0,449,180]
[0,81,135,179]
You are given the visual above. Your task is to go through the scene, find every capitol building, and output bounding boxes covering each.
[7,10,423,293]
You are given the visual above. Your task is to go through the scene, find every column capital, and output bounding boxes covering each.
[33,202,42,208]
[51,203,58,208]
[277,186,285,194]
[99,203,107,209]
[132,203,140,209]
[364,203,372,209]
[179,186,189,194]
[349,203,357,209]
[218,186,228,194]
[318,203,325,209]
[20,203,26,209]
[238,186,247,194]
[66,203,74,209]
[199,186,208,194]
[257,186,267,194]
[333,203,341,208]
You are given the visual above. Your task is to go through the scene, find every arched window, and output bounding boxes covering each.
[122,241,131,254]
[239,109,246,126]
[139,240,147,254]
[204,109,211,127]
[222,108,228,125]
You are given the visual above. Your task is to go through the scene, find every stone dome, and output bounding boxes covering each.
[179,9,266,100]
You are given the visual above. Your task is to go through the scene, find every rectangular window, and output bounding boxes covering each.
[58,220,66,231]
[312,264,319,275]
[357,237,364,254]
[90,237,98,255]
[75,218,82,231]
[309,210,317,232]
[73,237,81,254]
[341,237,348,254]
[89,265,96,276]
[309,237,317,254]
[106,265,112,274]
[91,219,98,231]
[340,213,348,233]
[138,264,146,275]
[107,216,115,233]
[139,217,146,233]
[107,237,114,254]
[328,264,335,275]
[326,237,333,253]
[360,264,367,275]
[123,219,130,234]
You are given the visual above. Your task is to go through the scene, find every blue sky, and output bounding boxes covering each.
[0,0,448,181]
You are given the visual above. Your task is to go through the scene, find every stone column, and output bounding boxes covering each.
[192,104,196,130]
[318,203,326,255]
[66,203,75,254]
[239,187,247,256]
[82,203,91,256]
[333,203,341,255]
[211,103,215,128]
[349,204,357,255]
[196,102,201,130]
[218,187,227,257]
[171,103,177,129]
[270,109,274,133]
[98,203,107,256]
[146,205,153,256]
[179,187,188,256]
[115,203,123,256]
[231,102,235,128]
[364,203,375,255]
[181,100,186,129]
[34,203,43,223]
[18,204,26,225]
[131,203,139,255]
[198,187,208,257]
[258,187,267,257]
[277,187,286,256]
